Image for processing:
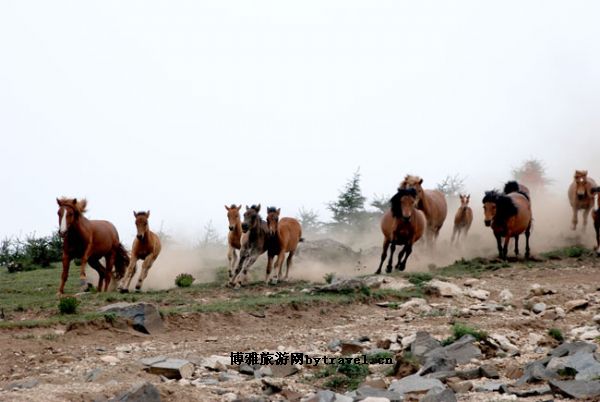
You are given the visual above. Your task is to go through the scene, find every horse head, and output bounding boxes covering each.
[242,204,261,233]
[225,204,242,231]
[391,188,418,222]
[460,194,470,207]
[574,170,590,200]
[266,207,280,235]
[56,197,86,236]
[482,191,499,227]
[133,211,151,240]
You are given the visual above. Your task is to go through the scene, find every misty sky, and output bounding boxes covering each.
[1,1,600,242]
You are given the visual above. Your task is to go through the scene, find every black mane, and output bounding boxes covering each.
[390,188,417,218]
[503,180,530,201]
[483,190,518,223]
[267,206,278,213]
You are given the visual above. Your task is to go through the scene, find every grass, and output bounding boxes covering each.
[318,360,370,391]
[442,323,488,345]
[548,328,564,342]
[175,273,194,288]
[541,245,592,260]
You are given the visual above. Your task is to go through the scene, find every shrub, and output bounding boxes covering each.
[58,297,79,315]
[548,328,564,342]
[324,273,335,284]
[175,273,195,288]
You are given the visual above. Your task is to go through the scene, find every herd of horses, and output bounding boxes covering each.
[54,170,600,296]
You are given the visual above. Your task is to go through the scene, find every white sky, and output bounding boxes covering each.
[1,1,600,242]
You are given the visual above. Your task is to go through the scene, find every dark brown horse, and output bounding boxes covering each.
[265,208,303,284]
[592,187,600,255]
[451,194,473,244]
[568,170,597,231]
[229,204,274,287]
[56,198,129,295]
[375,188,426,274]
[118,211,162,293]
[225,204,243,280]
[482,190,532,260]
[399,175,447,245]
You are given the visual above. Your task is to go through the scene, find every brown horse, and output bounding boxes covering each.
[229,204,274,287]
[482,190,532,260]
[399,175,447,245]
[225,204,243,280]
[592,187,600,255]
[56,198,129,295]
[265,207,303,284]
[568,170,597,231]
[375,188,426,274]
[451,194,473,244]
[118,211,162,293]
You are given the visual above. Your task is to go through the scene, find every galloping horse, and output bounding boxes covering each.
[225,204,243,280]
[265,207,303,284]
[375,188,426,274]
[568,170,597,231]
[229,204,274,287]
[592,187,600,255]
[482,190,532,260]
[451,194,473,244]
[399,175,447,245]
[56,198,129,295]
[118,211,162,293]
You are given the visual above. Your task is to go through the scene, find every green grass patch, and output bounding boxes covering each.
[548,328,564,342]
[442,323,488,345]
[58,296,79,315]
[175,273,194,288]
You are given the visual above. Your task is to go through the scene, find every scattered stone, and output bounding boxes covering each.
[84,368,103,382]
[565,299,589,312]
[504,364,523,380]
[219,372,242,382]
[139,356,167,366]
[101,355,120,364]
[315,277,384,293]
[423,335,482,369]
[355,386,402,401]
[447,380,472,393]
[499,289,513,303]
[303,389,352,402]
[270,361,299,378]
[388,374,445,395]
[425,280,463,298]
[480,364,500,379]
[420,388,457,402]
[398,298,432,315]
[98,302,164,334]
[239,363,255,375]
[328,339,341,351]
[466,289,489,301]
[411,332,441,360]
[257,367,273,378]
[506,385,552,397]
[261,377,285,394]
[474,380,505,392]
[532,302,547,314]
[360,379,387,390]
[463,278,479,287]
[593,314,600,325]
[341,341,365,355]
[529,284,556,297]
[200,355,230,371]
[147,358,194,379]
[547,351,600,381]
[571,326,600,341]
[549,379,600,399]
[280,389,303,401]
[110,382,161,402]
[489,334,519,355]
[5,378,39,391]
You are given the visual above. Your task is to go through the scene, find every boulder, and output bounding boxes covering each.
[110,382,161,402]
[147,359,194,380]
[549,380,600,399]
[98,302,164,335]
[425,280,463,298]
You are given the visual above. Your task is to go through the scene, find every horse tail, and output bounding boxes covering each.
[114,243,130,280]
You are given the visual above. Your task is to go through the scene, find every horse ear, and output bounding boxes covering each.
[418,178,423,185]
[256,204,261,212]
[133,210,137,217]
[73,198,77,204]
[225,205,230,211]
[237,204,242,210]
[56,198,62,206]
[146,210,150,217]
[277,208,281,215]
[245,205,250,210]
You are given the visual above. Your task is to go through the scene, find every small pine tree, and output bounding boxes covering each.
[327,169,367,226]
[370,194,391,214]
[512,159,552,189]
[297,207,321,234]
[436,174,466,198]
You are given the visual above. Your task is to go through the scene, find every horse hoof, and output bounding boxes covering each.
[119,288,129,294]
[385,268,392,274]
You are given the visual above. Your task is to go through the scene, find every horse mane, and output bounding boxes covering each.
[400,175,422,188]
[482,190,500,204]
[390,188,417,218]
[503,181,530,201]
[267,206,278,213]
[58,197,87,214]
[483,190,518,223]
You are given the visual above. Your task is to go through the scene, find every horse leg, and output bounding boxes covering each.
[265,254,274,284]
[87,258,105,292]
[514,234,520,257]
[495,233,502,259]
[571,206,578,231]
[395,245,406,270]
[230,249,248,287]
[284,250,295,280]
[525,224,531,259]
[271,252,286,285]
[58,253,72,296]
[583,207,591,231]
[119,257,138,293]
[451,227,457,245]
[502,236,510,260]
[399,244,413,271]
[135,256,155,292]
[103,254,116,292]
[375,238,391,275]
[386,242,397,274]
[237,252,258,288]
[227,245,235,279]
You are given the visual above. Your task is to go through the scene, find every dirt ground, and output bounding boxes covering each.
[0,255,599,401]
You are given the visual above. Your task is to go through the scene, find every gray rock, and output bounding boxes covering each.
[421,335,482,374]
[420,388,457,402]
[147,359,194,379]
[565,299,589,312]
[547,352,600,381]
[341,341,365,355]
[110,382,161,402]
[474,380,505,392]
[328,339,342,351]
[139,356,167,366]
[549,380,600,399]
[514,359,556,386]
[5,378,39,390]
[239,362,255,375]
[532,302,546,314]
[98,302,164,334]
[506,385,552,397]
[257,366,273,378]
[270,361,299,378]
[303,390,352,402]
[480,364,500,379]
[355,386,402,401]
[550,342,597,357]
[388,374,445,395]
[411,332,441,361]
[219,372,242,382]
[425,280,463,298]
[85,368,103,382]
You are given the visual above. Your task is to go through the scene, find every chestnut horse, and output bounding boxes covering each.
[229,204,275,287]
[225,204,243,280]
[375,188,426,274]
[265,207,303,284]
[399,175,447,245]
[56,198,129,295]
[568,170,597,231]
[118,211,162,293]
[451,194,473,244]
[592,187,600,255]
[482,190,532,260]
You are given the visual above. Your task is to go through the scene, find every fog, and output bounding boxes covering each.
[1,1,600,253]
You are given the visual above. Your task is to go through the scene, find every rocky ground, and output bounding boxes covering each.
[1,256,600,402]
